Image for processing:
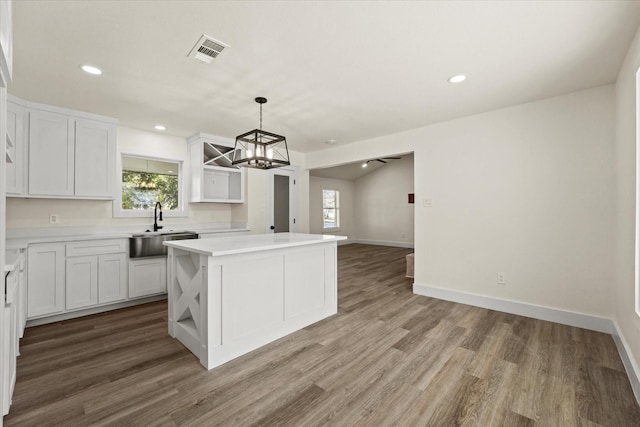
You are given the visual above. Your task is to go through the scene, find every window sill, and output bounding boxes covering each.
[322,228,340,233]
[113,209,188,219]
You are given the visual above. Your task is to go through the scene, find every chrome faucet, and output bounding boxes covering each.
[153,202,163,232]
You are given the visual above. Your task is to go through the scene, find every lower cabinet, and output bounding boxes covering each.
[66,256,98,310]
[99,253,127,304]
[27,240,128,319]
[27,244,65,318]
[129,257,167,298]
[65,253,127,310]
[3,251,24,416]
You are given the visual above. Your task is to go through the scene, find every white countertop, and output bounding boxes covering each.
[5,226,250,250]
[4,250,23,273]
[163,232,347,257]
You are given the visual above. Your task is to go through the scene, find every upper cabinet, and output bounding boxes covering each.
[0,0,12,82]
[188,133,245,203]
[6,97,118,199]
[6,98,26,195]
[74,119,116,197]
[28,110,75,196]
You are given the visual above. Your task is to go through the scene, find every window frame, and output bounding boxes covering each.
[114,153,187,218]
[322,188,340,232]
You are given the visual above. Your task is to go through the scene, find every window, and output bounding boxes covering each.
[115,155,186,217]
[322,189,340,230]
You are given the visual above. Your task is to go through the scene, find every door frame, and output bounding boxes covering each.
[265,166,298,233]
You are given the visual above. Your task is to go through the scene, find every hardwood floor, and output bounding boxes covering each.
[5,243,640,426]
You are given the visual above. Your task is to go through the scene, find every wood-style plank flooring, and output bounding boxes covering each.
[5,244,640,426]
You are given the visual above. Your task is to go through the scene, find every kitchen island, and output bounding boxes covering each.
[163,232,346,370]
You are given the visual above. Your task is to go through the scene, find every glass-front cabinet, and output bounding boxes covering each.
[188,133,245,203]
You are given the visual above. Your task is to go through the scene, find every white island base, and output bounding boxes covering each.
[164,233,346,370]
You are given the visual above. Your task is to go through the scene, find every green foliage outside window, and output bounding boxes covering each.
[122,171,179,210]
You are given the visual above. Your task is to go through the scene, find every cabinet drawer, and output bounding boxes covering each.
[66,239,126,257]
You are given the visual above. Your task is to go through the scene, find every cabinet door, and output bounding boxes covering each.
[203,170,230,200]
[66,256,98,310]
[27,244,65,318]
[99,253,127,304]
[129,258,167,298]
[6,102,24,195]
[75,119,115,198]
[0,0,12,81]
[28,110,75,196]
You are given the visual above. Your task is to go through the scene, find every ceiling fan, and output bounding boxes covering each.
[362,157,401,168]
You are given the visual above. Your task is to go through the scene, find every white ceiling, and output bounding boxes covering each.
[310,155,410,181]
[9,1,640,153]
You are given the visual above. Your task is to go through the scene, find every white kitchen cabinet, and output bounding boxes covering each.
[75,118,115,197]
[129,257,167,298]
[5,99,25,195]
[0,0,12,82]
[27,244,65,318]
[28,110,75,196]
[3,254,21,416]
[98,253,127,304]
[2,280,16,416]
[188,133,245,203]
[65,240,127,310]
[66,256,98,310]
[27,103,117,199]
[28,239,128,320]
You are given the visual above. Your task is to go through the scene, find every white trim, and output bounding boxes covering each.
[266,166,298,233]
[114,153,188,218]
[348,239,415,249]
[24,99,118,124]
[321,187,340,231]
[636,66,640,318]
[612,320,640,405]
[412,282,613,333]
[26,294,167,326]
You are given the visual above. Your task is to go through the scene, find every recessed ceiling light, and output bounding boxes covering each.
[81,65,102,75]
[325,139,338,145]
[448,74,467,83]
[362,162,368,168]
[154,125,166,131]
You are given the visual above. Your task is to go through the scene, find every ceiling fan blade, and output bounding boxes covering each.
[382,157,401,160]
[376,159,387,163]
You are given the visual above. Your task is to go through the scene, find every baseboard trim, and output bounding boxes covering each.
[611,320,640,405]
[26,294,168,327]
[413,282,613,333]
[347,239,414,249]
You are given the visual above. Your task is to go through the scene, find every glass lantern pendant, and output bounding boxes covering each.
[232,97,290,169]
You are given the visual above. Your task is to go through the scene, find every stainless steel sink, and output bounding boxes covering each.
[129,231,198,258]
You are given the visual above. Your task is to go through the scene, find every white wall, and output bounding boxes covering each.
[614,26,640,390]
[306,85,616,318]
[354,155,414,245]
[309,176,354,238]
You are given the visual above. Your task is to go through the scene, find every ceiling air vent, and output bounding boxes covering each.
[188,34,229,64]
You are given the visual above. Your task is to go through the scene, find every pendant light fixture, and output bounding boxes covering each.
[232,97,290,169]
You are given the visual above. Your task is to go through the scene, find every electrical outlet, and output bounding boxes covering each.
[423,198,432,208]
[49,214,59,224]
[497,272,506,285]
